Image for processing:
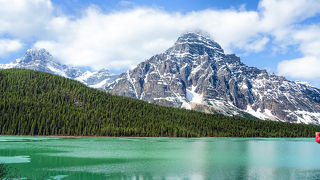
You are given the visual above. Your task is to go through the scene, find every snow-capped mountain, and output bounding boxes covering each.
[106,32,320,124]
[0,48,118,89]
[75,68,118,89]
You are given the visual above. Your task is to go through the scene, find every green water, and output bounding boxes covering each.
[0,137,320,179]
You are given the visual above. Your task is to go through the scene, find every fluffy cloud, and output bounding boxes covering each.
[259,0,320,30]
[0,39,23,57]
[1,0,320,79]
[34,7,265,69]
[0,0,53,38]
[293,26,320,57]
[277,25,320,79]
[0,0,51,56]
[258,0,320,80]
[278,57,320,79]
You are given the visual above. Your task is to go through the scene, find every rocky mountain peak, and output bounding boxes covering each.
[0,48,118,89]
[166,32,224,57]
[16,48,53,64]
[97,68,111,74]
[106,32,320,124]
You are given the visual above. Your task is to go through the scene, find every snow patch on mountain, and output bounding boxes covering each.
[186,86,203,103]
[295,111,320,124]
[47,65,66,77]
[0,48,118,89]
[245,106,277,120]
[89,79,109,89]
[75,71,94,82]
[106,32,320,124]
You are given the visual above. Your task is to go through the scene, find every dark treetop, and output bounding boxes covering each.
[0,69,319,137]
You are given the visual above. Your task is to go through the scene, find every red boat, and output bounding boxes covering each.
[316,132,320,144]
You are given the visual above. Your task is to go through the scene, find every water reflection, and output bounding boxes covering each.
[0,156,30,163]
[0,137,320,179]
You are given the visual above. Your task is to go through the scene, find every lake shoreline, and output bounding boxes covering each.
[0,135,313,138]
[1,135,318,179]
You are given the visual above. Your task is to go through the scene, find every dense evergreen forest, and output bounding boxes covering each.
[0,69,319,137]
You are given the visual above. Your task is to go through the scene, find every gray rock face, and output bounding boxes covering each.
[0,48,118,89]
[106,32,320,124]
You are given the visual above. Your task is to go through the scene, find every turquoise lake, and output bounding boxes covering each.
[0,136,320,179]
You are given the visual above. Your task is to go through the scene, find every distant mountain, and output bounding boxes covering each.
[0,48,118,89]
[106,32,320,124]
[1,69,319,137]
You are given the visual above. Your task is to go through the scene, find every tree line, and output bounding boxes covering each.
[0,69,319,137]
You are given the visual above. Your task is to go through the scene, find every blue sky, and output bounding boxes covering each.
[1,0,320,87]
[52,0,260,13]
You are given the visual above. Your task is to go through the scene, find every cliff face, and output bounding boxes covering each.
[106,33,320,124]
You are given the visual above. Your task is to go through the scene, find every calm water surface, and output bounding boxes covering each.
[0,136,319,179]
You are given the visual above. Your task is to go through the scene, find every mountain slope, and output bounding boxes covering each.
[106,32,320,124]
[1,69,319,137]
[0,48,118,89]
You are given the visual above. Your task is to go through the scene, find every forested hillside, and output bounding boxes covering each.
[0,69,319,137]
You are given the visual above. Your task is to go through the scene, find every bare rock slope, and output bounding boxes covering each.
[106,33,320,124]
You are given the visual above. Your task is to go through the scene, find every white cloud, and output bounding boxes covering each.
[0,0,50,57]
[0,0,53,38]
[1,0,320,81]
[33,0,320,71]
[278,56,320,79]
[33,7,265,70]
[259,0,320,31]
[277,25,320,79]
[293,26,320,57]
[0,39,23,57]
[243,37,270,53]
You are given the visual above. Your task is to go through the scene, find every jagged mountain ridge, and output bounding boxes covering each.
[106,32,320,124]
[0,48,118,89]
